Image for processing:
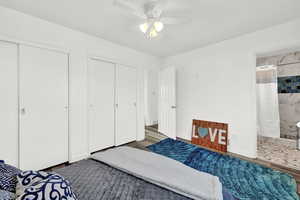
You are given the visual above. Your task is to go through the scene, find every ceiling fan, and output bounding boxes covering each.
[114,0,190,39]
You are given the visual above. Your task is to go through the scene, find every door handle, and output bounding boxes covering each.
[171,106,176,109]
[20,108,26,115]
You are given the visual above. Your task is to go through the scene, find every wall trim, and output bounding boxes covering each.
[0,33,70,54]
[69,153,89,163]
[87,53,137,69]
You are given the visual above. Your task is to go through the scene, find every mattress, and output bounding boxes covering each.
[55,159,235,200]
[54,159,192,200]
[91,146,223,200]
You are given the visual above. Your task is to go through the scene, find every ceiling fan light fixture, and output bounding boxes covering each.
[154,21,164,32]
[139,20,163,38]
[139,23,149,33]
[148,28,158,38]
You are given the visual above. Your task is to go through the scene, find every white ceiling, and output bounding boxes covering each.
[0,0,300,57]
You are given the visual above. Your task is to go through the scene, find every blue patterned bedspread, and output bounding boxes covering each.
[147,138,299,200]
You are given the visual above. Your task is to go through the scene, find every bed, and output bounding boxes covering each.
[1,147,235,200]
[54,146,236,200]
[55,159,194,200]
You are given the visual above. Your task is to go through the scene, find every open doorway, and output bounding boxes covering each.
[256,51,300,170]
[144,67,177,142]
[144,69,167,142]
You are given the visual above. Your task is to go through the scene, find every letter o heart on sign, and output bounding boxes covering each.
[198,127,208,138]
[192,119,228,153]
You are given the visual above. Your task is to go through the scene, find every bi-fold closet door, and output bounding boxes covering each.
[0,41,19,167]
[115,64,137,146]
[19,45,69,170]
[88,59,115,152]
[88,58,137,153]
[0,41,69,170]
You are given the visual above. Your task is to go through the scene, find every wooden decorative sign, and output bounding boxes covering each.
[192,119,228,153]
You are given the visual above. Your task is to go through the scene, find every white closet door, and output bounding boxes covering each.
[0,41,18,166]
[115,65,137,145]
[19,45,68,170]
[88,59,115,153]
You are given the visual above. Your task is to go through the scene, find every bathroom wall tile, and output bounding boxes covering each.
[278,76,300,94]
[278,52,300,66]
[257,51,300,67]
[278,93,300,138]
[278,63,300,77]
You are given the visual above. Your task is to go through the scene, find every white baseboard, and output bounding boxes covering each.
[69,153,89,163]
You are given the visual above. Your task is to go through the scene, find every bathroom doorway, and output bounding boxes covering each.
[256,51,300,170]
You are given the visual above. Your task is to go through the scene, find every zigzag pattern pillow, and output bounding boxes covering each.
[0,163,21,192]
[16,170,77,200]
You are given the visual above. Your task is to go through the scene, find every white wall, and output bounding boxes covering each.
[0,6,161,163]
[144,69,159,126]
[2,5,300,161]
[164,19,300,158]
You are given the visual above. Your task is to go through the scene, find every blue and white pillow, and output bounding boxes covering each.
[16,170,77,200]
[0,162,22,192]
[0,189,15,200]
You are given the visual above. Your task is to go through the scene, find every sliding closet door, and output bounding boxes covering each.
[88,59,115,153]
[19,45,68,170]
[0,41,18,166]
[115,65,137,146]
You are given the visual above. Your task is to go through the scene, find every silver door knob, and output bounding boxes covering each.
[20,108,26,115]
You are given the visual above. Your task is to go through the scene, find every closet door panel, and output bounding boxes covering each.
[0,41,18,166]
[115,65,137,145]
[19,45,68,170]
[88,59,115,152]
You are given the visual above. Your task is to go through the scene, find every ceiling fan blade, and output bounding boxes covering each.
[162,9,190,18]
[160,17,190,25]
[154,0,168,9]
[162,0,190,12]
[113,0,146,19]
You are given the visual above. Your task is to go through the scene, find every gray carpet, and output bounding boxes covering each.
[54,159,191,200]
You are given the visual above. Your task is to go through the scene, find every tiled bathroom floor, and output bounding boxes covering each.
[257,136,300,170]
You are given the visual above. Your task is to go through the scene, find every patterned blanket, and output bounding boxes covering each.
[147,138,299,200]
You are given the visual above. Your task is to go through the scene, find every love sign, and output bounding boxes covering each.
[192,119,228,153]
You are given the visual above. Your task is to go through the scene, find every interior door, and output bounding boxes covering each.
[0,41,18,166]
[115,65,137,145]
[19,45,69,170]
[88,58,115,153]
[158,67,176,139]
